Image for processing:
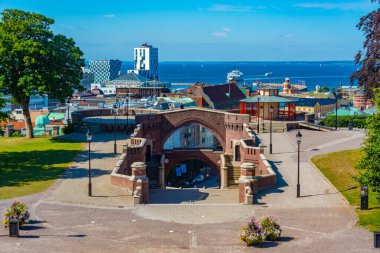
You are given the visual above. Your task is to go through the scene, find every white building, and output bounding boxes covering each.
[128,43,159,80]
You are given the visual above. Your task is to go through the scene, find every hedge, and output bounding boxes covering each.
[322,115,370,128]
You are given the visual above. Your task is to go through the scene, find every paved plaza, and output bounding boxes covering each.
[0,129,378,252]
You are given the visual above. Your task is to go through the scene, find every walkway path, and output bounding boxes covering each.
[0,129,376,252]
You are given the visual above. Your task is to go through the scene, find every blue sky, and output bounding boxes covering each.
[0,0,377,61]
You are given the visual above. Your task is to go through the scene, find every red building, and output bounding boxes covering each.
[239,87,296,120]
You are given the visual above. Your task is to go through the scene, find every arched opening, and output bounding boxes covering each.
[235,144,241,162]
[146,145,151,162]
[166,159,220,189]
[163,122,223,151]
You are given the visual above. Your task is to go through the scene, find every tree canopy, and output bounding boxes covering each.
[356,88,380,199]
[0,9,84,138]
[351,0,380,98]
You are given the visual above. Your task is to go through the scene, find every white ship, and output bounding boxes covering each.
[227,69,244,82]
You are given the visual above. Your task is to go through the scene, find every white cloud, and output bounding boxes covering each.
[103,14,115,18]
[212,27,232,37]
[294,2,374,11]
[212,32,228,37]
[205,4,254,12]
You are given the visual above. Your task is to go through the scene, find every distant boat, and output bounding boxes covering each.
[227,69,244,82]
[264,72,272,77]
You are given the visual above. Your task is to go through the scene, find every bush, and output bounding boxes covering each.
[240,216,282,246]
[322,115,370,128]
[10,131,25,137]
[2,201,30,227]
[62,123,74,134]
[261,216,282,241]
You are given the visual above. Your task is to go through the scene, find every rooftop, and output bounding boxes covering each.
[203,83,246,104]
[296,98,337,107]
[241,95,295,103]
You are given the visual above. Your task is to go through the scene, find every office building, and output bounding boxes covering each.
[128,43,159,80]
[89,59,122,84]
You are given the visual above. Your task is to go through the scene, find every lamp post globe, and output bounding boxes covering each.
[296,130,302,197]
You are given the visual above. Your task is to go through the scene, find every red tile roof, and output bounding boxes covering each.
[203,83,246,104]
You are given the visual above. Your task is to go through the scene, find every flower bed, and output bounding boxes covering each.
[240,216,281,246]
[2,201,30,227]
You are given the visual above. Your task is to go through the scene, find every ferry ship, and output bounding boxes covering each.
[227,69,244,82]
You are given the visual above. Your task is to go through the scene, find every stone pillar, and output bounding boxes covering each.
[220,166,228,189]
[131,162,149,204]
[4,124,14,137]
[239,162,256,204]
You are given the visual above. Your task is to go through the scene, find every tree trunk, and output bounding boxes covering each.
[20,97,34,138]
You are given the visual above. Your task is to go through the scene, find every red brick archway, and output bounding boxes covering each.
[161,118,225,152]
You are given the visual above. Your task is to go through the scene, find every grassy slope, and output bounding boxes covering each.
[0,137,83,199]
[311,149,380,232]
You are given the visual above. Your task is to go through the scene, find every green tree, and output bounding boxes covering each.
[0,9,84,138]
[320,85,330,93]
[351,0,380,98]
[356,88,380,198]
[0,95,9,122]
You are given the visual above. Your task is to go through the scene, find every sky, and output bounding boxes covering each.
[0,0,378,61]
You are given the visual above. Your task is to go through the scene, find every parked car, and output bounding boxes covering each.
[194,175,204,183]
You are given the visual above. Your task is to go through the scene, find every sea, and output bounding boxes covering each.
[115,61,358,91]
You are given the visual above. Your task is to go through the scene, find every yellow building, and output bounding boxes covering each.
[296,98,337,118]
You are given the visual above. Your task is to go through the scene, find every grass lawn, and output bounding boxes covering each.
[0,136,84,199]
[311,149,380,232]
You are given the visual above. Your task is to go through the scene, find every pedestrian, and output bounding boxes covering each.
[180,103,184,109]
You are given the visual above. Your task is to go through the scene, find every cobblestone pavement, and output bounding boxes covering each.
[0,129,378,252]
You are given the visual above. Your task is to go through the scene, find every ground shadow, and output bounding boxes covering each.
[254,160,288,204]
[300,186,360,198]
[61,168,110,180]
[149,189,209,204]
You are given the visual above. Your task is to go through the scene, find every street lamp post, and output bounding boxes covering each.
[296,130,302,198]
[87,129,93,197]
[257,96,261,133]
[270,105,273,154]
[114,108,118,154]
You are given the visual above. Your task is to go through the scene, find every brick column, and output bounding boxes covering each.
[131,162,149,203]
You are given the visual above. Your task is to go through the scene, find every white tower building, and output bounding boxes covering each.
[128,43,159,80]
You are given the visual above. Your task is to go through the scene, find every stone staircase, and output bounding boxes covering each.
[146,155,161,189]
[225,155,240,189]
[260,122,286,133]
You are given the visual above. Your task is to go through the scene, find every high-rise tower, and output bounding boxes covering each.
[128,43,159,80]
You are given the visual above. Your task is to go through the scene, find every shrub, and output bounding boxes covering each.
[240,216,282,246]
[322,115,370,128]
[62,123,74,134]
[2,201,30,227]
[10,131,25,137]
[261,216,282,241]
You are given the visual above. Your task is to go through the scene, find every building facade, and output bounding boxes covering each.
[89,59,122,84]
[128,43,159,80]
[296,98,337,118]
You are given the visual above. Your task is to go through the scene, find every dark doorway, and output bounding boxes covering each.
[235,145,241,162]
[166,160,220,189]
[146,145,151,162]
